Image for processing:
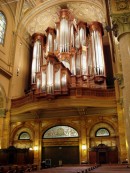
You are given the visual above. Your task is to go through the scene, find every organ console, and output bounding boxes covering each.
[31,9,106,97]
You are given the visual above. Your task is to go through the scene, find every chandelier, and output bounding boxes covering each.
[31,9,106,97]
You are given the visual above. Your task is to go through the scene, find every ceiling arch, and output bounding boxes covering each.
[18,0,107,37]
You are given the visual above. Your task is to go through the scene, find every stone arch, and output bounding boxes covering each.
[87,117,118,137]
[41,121,80,139]
[42,125,79,139]
[18,0,105,38]
[10,123,35,148]
[89,122,116,138]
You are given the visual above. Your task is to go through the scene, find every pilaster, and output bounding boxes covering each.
[110,0,130,163]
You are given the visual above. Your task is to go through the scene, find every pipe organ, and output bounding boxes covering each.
[31,9,106,97]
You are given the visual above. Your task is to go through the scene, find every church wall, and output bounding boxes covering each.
[10,35,31,98]
[8,114,119,165]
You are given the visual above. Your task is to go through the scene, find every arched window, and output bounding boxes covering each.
[95,128,110,137]
[0,12,6,44]
[18,132,30,140]
[43,125,79,138]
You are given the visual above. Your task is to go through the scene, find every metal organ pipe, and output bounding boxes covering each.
[79,27,86,46]
[47,33,53,52]
[71,55,76,75]
[71,24,75,47]
[42,72,46,91]
[31,40,41,84]
[55,68,61,89]
[47,62,54,94]
[30,9,107,96]
[90,22,105,77]
[60,18,70,52]
[81,51,87,75]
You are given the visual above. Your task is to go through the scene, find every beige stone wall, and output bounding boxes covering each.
[10,35,31,98]
[0,5,14,75]
[10,114,118,165]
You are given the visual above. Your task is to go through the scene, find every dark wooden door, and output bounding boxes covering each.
[89,151,97,164]
[98,151,107,164]
[42,146,79,166]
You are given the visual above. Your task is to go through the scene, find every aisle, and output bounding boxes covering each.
[90,164,130,173]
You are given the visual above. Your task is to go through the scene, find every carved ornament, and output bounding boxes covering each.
[115,0,129,11]
[111,12,130,38]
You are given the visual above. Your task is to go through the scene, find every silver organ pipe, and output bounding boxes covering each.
[31,40,41,84]
[42,72,46,91]
[54,39,57,51]
[47,62,54,94]
[62,60,70,70]
[37,78,41,89]
[87,43,93,76]
[61,74,67,87]
[79,27,86,46]
[75,32,80,49]
[91,31,97,75]
[81,51,87,75]
[90,22,105,77]
[71,24,75,47]
[43,50,46,65]
[76,54,81,75]
[55,68,61,90]
[31,9,107,95]
[55,23,59,51]
[71,55,76,75]
[47,33,53,52]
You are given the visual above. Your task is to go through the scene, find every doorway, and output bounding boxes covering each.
[99,151,107,164]
[42,146,79,166]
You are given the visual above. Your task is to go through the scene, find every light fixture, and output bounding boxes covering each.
[34,146,38,151]
[82,144,87,150]
[17,68,19,76]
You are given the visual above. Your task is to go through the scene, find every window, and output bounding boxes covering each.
[95,128,110,137]
[0,12,6,44]
[18,132,30,140]
[43,125,79,138]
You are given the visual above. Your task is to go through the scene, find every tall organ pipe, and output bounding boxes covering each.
[47,62,54,94]
[31,40,41,84]
[90,22,105,76]
[31,33,45,84]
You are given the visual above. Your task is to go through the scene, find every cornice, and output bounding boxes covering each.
[11,97,117,115]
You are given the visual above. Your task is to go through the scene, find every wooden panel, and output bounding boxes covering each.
[42,146,79,166]
[108,150,118,163]
[89,151,97,164]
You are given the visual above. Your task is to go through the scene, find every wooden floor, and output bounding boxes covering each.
[90,164,130,173]
[0,164,130,173]
[36,164,130,173]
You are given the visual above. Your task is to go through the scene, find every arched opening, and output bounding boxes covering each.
[42,125,79,167]
[89,123,118,164]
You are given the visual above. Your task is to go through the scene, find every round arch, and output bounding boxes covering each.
[89,122,116,138]
[18,0,106,37]
[10,123,35,148]
[42,125,79,139]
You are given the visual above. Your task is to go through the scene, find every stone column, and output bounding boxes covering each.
[33,117,42,169]
[79,113,87,163]
[112,12,130,162]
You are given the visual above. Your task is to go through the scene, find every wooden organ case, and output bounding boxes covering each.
[31,9,107,98]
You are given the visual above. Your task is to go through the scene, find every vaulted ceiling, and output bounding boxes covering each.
[19,0,107,37]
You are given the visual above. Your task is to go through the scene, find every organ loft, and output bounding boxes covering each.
[31,9,107,98]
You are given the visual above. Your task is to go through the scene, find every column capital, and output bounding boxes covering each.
[111,12,130,39]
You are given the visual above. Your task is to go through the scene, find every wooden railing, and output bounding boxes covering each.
[11,88,115,108]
